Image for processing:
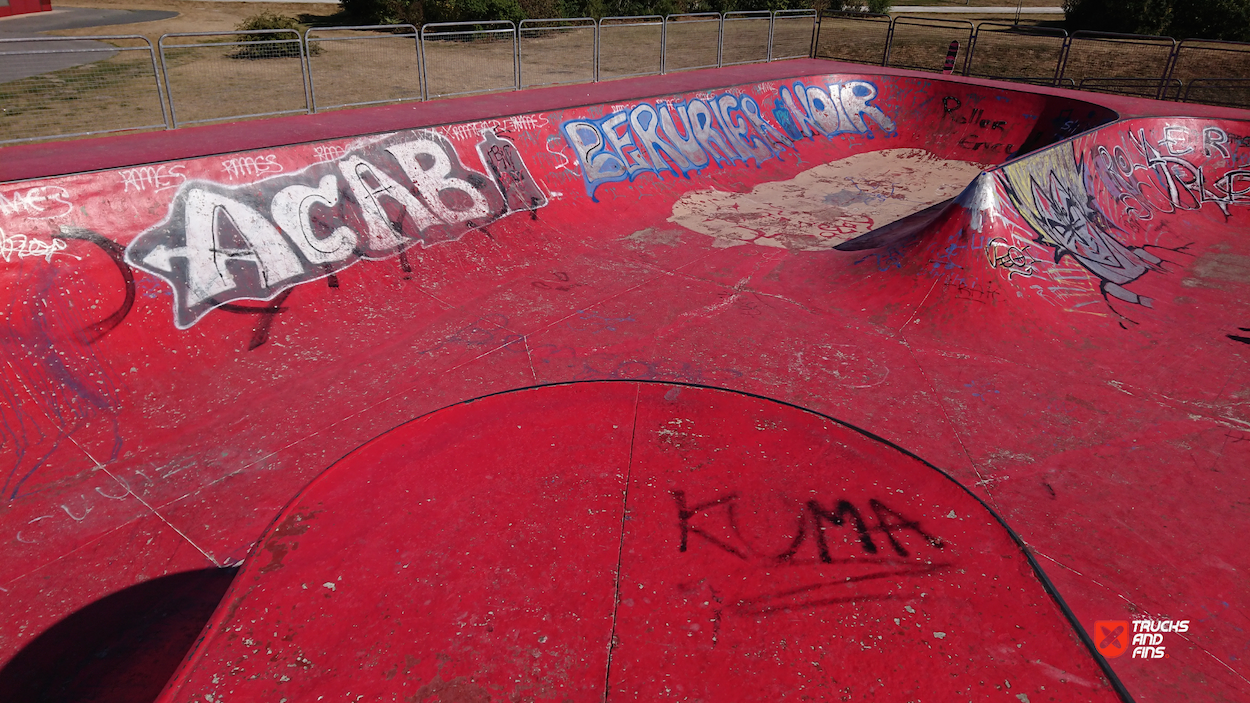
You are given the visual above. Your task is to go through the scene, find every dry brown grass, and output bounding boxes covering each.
[0,0,817,140]
[0,39,167,142]
[4,0,1238,144]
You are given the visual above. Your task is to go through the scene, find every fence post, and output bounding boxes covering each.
[719,12,727,65]
[418,26,428,101]
[142,36,171,130]
[1053,35,1070,86]
[767,12,774,61]
[883,17,895,67]
[1159,39,1181,100]
[966,23,980,76]
[303,27,319,113]
[301,31,312,114]
[808,12,818,59]
[514,22,521,91]
[661,18,667,74]
[157,34,179,128]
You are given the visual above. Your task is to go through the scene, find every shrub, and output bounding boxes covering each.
[340,0,818,24]
[232,11,319,58]
[341,0,424,25]
[423,0,526,24]
[1062,0,1250,42]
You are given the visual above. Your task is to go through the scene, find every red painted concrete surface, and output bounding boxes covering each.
[0,0,51,20]
[0,61,1247,701]
[159,382,1121,702]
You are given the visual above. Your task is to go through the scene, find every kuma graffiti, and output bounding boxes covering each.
[125,128,547,329]
[561,80,897,200]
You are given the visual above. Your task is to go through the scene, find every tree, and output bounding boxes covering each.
[1166,0,1250,41]
[1063,0,1250,42]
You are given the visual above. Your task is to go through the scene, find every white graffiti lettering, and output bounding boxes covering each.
[312,144,347,162]
[0,185,74,219]
[984,236,1040,279]
[125,128,546,329]
[1097,125,1249,220]
[0,226,76,263]
[222,154,284,180]
[118,164,186,193]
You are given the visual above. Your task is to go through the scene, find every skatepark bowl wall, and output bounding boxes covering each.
[0,57,1248,702]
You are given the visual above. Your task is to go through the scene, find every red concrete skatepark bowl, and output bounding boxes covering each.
[0,58,1247,702]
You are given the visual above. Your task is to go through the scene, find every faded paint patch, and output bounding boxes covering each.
[668,148,987,251]
[622,227,684,248]
[1182,253,1250,290]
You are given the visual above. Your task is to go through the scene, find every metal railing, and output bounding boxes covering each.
[1,11,824,146]
[966,23,1067,86]
[886,17,975,74]
[664,13,722,73]
[813,11,892,67]
[0,35,167,145]
[305,24,421,112]
[1168,39,1250,98]
[420,21,518,99]
[1078,76,1184,100]
[519,17,597,87]
[599,15,665,80]
[771,9,818,61]
[721,11,770,67]
[4,12,1250,147]
[1182,78,1250,106]
[158,30,311,127]
[813,12,1250,107]
[1060,31,1177,100]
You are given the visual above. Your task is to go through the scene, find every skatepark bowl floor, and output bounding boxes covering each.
[0,57,1247,703]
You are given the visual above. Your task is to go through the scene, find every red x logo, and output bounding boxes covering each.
[1095,620,1129,658]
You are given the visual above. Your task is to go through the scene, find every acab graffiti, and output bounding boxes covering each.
[561,80,897,199]
[125,128,547,329]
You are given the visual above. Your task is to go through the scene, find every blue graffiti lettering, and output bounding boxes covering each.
[561,80,896,200]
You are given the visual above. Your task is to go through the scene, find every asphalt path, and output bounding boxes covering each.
[0,7,176,83]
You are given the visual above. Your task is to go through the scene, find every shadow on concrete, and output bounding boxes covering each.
[0,567,237,703]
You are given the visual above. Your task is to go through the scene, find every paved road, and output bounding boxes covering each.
[0,6,176,83]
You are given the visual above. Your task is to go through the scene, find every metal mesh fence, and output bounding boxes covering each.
[1061,31,1176,99]
[159,30,309,127]
[1168,39,1250,95]
[1078,77,1182,99]
[305,25,421,112]
[814,12,890,66]
[721,11,770,66]
[12,16,1250,150]
[598,16,664,80]
[518,18,596,87]
[0,35,166,145]
[1183,78,1250,108]
[771,9,817,61]
[967,23,1066,85]
[664,14,721,72]
[887,17,974,74]
[421,22,518,98]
